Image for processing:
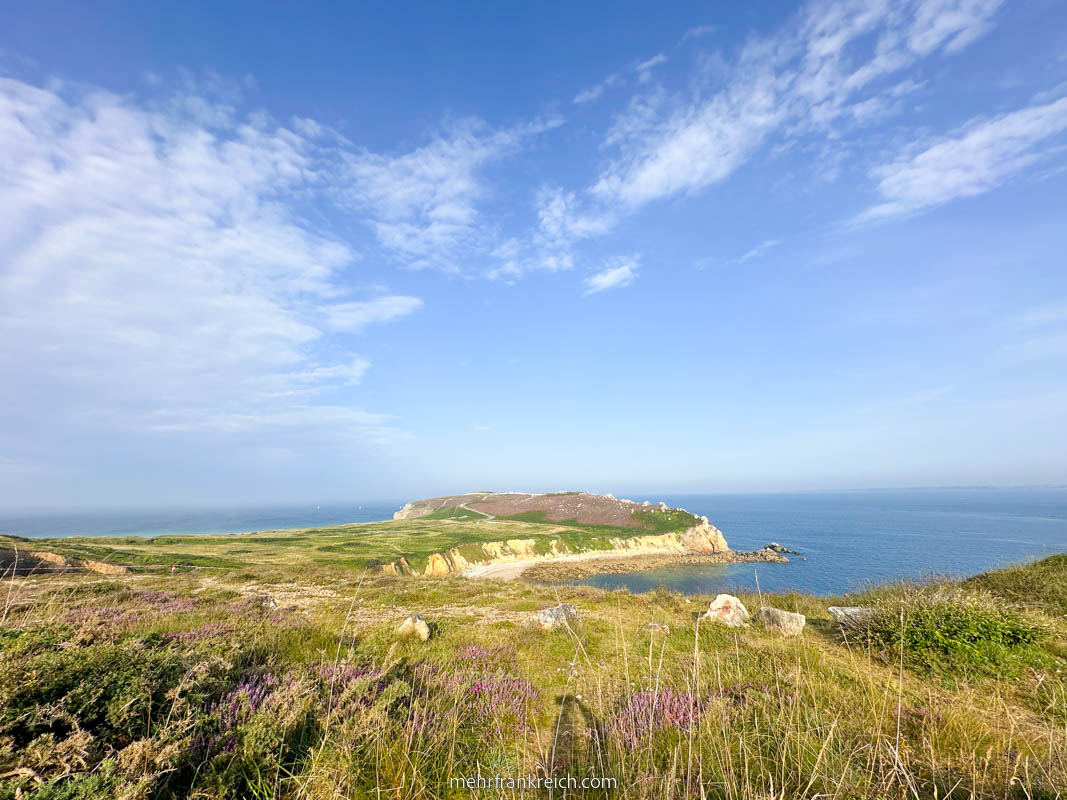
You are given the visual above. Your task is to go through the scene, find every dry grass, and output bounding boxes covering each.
[1,556,1065,799]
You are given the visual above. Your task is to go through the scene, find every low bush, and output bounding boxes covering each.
[855,586,1047,677]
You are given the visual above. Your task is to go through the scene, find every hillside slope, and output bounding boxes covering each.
[394,491,705,530]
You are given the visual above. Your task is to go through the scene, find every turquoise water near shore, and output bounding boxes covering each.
[580,488,1067,596]
[2,488,1065,596]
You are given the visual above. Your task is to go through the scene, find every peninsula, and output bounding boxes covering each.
[0,491,788,581]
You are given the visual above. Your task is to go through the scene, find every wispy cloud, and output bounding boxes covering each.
[678,25,715,45]
[573,53,668,105]
[737,239,782,263]
[343,117,560,271]
[859,96,1067,220]
[324,296,424,332]
[583,257,638,295]
[553,0,1006,232]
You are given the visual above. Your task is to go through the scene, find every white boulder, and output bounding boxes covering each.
[703,594,750,627]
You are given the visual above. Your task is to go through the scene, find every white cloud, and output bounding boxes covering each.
[737,239,782,263]
[909,0,1003,55]
[567,0,1004,222]
[324,296,423,332]
[860,96,1067,220]
[635,54,668,83]
[574,72,625,105]
[679,25,716,45]
[0,76,416,449]
[343,117,560,271]
[583,257,638,295]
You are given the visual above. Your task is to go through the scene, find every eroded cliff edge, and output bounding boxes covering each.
[380,491,769,578]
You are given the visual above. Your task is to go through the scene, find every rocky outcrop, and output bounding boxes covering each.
[703,594,751,627]
[828,606,875,629]
[381,521,731,577]
[11,549,130,575]
[533,603,579,631]
[755,607,806,636]
[764,542,801,555]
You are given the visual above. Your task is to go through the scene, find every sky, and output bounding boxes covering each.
[1,0,1066,509]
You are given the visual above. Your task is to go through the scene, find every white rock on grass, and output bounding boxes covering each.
[397,613,431,641]
[534,603,580,631]
[827,606,875,629]
[703,594,750,627]
[755,606,806,636]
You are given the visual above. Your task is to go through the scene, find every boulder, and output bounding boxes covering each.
[534,603,579,631]
[703,594,750,627]
[397,613,431,641]
[755,607,806,636]
[764,542,800,555]
[827,606,875,629]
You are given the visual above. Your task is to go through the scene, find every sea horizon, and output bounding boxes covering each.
[4,487,1066,597]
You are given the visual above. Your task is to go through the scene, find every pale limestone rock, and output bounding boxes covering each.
[703,594,750,627]
[755,607,806,636]
[534,603,579,631]
[397,613,431,641]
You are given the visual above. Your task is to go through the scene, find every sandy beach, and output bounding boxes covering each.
[463,548,786,582]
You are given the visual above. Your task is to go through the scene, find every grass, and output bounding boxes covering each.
[0,551,1065,798]
[965,554,1067,616]
[0,515,641,576]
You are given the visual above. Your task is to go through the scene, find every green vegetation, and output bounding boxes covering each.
[0,550,1065,798]
[965,553,1067,615]
[0,513,647,576]
[499,506,700,536]
[852,584,1049,677]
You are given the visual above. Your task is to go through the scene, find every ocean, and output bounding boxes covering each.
[580,488,1067,596]
[2,488,1065,596]
[0,503,402,539]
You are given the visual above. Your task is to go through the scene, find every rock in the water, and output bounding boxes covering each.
[534,603,580,631]
[755,606,806,636]
[703,594,751,627]
[643,623,670,634]
[397,613,431,641]
[827,606,875,629]
[764,542,800,555]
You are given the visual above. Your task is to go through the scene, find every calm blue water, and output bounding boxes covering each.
[0,503,401,539]
[580,489,1067,596]
[2,489,1065,596]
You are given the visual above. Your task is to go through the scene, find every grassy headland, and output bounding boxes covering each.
[0,496,714,580]
[1,530,1065,798]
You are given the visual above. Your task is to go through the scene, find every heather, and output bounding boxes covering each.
[0,556,1065,798]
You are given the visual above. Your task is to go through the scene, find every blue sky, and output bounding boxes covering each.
[1,0,1066,508]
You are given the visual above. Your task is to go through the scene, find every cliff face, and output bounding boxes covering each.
[383,521,730,577]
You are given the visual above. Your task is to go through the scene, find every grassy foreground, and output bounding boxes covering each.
[1,547,1066,799]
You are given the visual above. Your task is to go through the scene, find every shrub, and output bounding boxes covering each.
[856,587,1047,677]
